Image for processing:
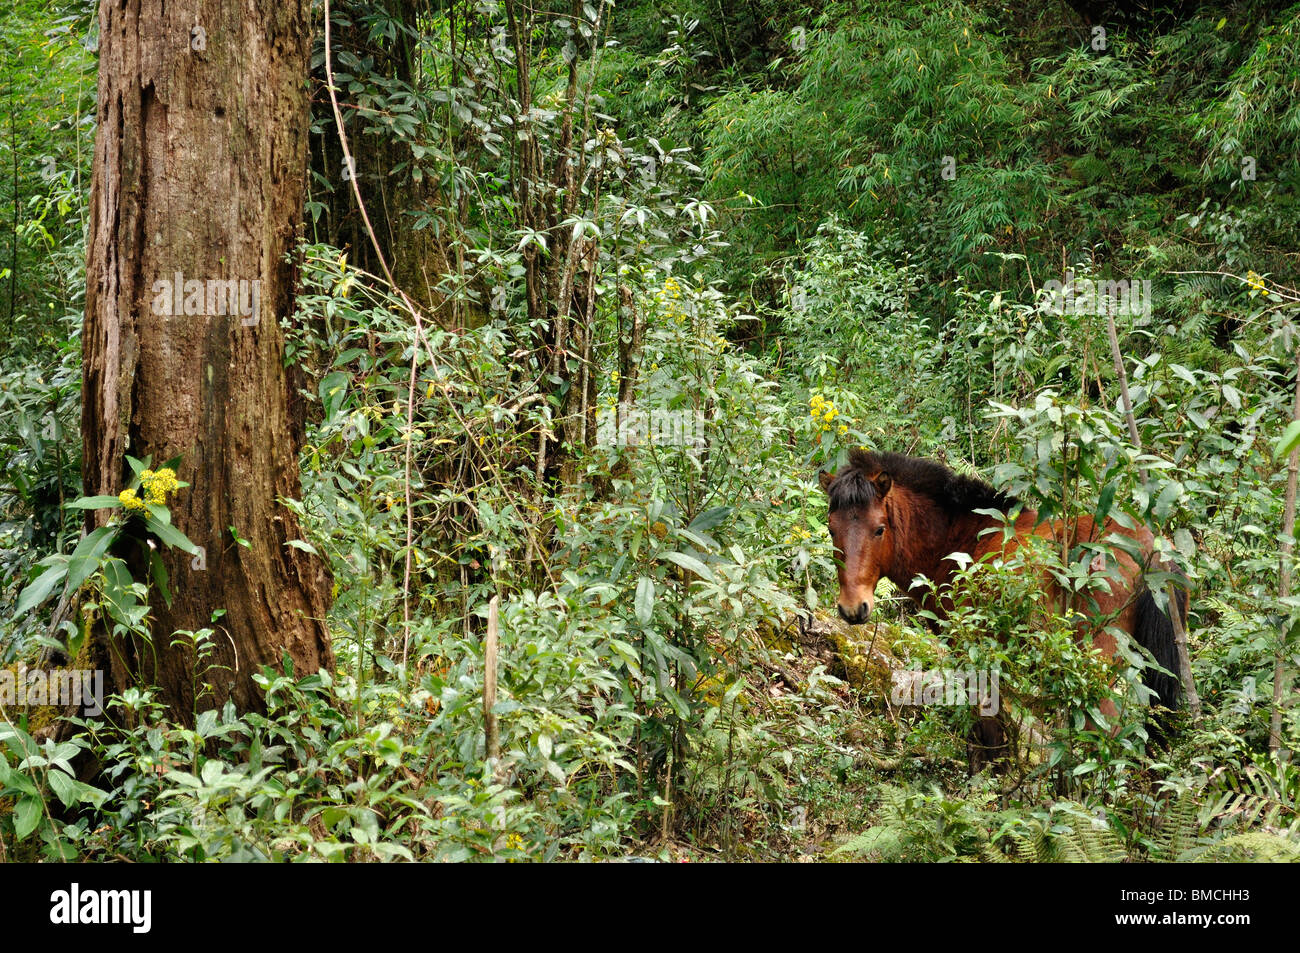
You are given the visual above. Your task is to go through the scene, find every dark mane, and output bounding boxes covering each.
[826,450,1018,515]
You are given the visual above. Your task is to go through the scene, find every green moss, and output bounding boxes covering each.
[0,630,97,734]
[823,617,904,692]
[756,616,795,654]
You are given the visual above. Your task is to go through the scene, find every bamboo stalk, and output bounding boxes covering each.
[1105,307,1201,715]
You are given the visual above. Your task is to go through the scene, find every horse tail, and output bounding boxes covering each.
[1133,580,1187,736]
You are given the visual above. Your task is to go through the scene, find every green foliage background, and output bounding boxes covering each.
[1,0,1299,861]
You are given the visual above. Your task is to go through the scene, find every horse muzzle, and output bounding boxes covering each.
[837,601,871,625]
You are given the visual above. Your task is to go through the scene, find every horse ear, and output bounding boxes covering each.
[819,470,834,493]
[872,472,892,499]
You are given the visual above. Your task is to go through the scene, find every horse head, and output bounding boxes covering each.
[820,462,895,625]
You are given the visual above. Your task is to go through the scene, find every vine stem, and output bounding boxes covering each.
[322,0,437,668]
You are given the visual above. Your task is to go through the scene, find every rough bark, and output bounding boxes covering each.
[83,0,332,719]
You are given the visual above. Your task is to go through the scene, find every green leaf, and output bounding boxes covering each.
[13,796,42,841]
[634,576,655,625]
[146,514,200,555]
[63,495,125,510]
[661,684,691,720]
[0,754,38,796]
[675,527,720,552]
[64,526,119,596]
[46,768,78,808]
[1093,482,1117,525]
[1151,481,1183,522]
[102,557,135,598]
[687,506,732,533]
[150,549,172,608]
[15,561,69,615]
[722,678,747,706]
[608,639,642,670]
[1277,420,1300,460]
[320,370,350,422]
[201,759,224,786]
[663,551,715,583]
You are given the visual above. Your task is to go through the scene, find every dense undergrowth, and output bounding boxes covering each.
[2,0,1299,861]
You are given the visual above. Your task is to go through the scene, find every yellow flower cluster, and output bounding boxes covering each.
[654,276,688,325]
[121,468,180,511]
[785,526,812,544]
[809,394,847,434]
[1246,270,1268,295]
[139,467,180,505]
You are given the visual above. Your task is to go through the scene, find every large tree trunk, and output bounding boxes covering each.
[82,0,332,719]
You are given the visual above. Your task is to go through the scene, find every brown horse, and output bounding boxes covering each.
[820,450,1184,758]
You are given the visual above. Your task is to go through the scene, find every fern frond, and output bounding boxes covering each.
[1189,832,1300,863]
[1208,757,1300,836]
[1150,793,1202,861]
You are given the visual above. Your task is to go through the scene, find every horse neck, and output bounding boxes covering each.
[886,488,1004,605]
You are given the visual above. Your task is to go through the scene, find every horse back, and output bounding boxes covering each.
[968,510,1157,658]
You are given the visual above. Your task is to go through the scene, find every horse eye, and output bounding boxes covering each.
[874,526,885,537]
